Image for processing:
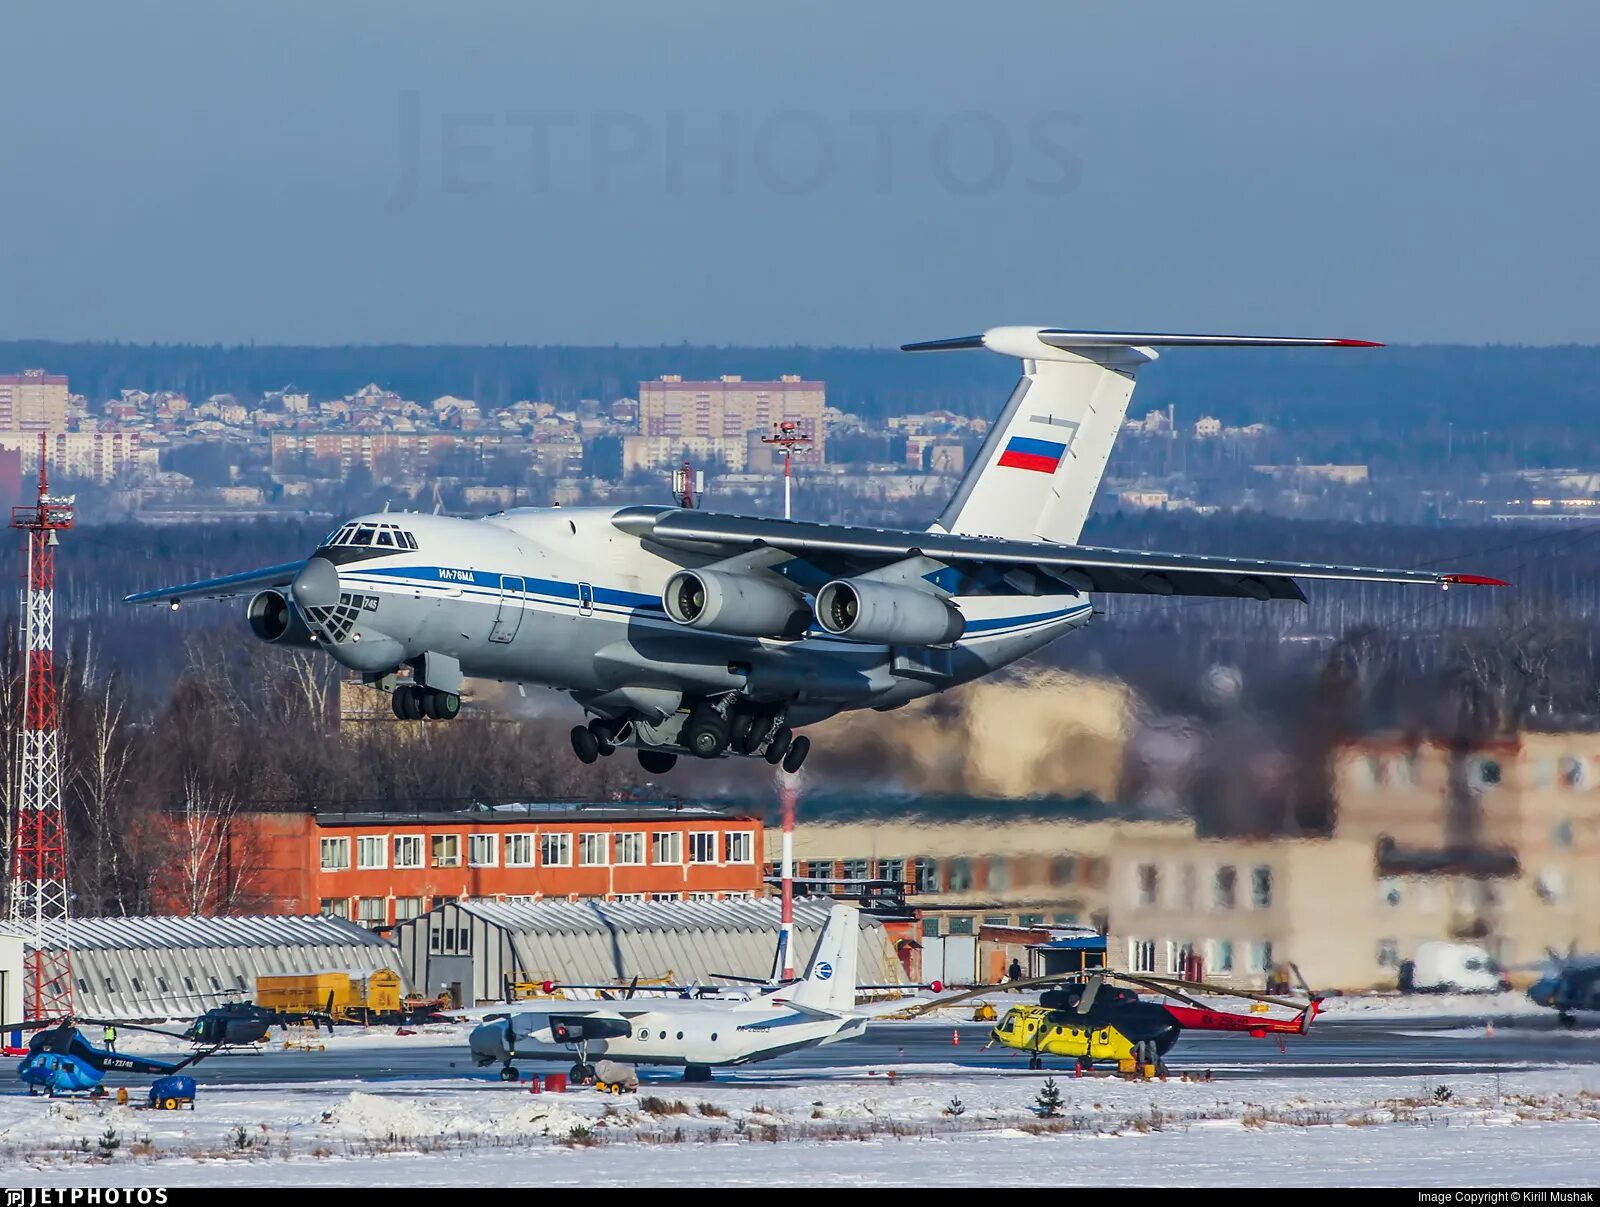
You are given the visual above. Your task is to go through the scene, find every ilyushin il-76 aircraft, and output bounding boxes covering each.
[128,327,1505,774]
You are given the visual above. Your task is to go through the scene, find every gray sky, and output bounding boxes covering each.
[2,1,1596,346]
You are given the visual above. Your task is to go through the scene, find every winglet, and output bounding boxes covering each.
[1441,573,1512,587]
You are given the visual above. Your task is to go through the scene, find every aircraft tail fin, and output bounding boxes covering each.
[782,903,859,1014]
[909,327,1380,545]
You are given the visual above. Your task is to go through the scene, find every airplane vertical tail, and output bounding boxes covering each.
[907,328,1379,545]
[784,902,859,1014]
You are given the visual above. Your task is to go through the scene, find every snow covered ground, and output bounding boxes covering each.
[3,1066,1597,1186]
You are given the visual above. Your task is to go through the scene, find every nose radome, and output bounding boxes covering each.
[291,555,340,610]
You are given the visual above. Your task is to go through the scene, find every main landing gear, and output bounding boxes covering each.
[571,717,628,765]
[571,699,814,773]
[391,683,461,721]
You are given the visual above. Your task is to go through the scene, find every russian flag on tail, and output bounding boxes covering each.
[997,435,1067,474]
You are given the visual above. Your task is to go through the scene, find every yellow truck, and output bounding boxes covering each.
[255,969,405,1021]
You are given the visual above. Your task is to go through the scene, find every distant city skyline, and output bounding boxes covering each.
[2,2,1596,347]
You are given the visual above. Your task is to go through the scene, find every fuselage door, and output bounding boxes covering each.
[578,581,595,616]
[490,575,526,644]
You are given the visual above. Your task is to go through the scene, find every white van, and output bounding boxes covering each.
[1398,942,1507,994]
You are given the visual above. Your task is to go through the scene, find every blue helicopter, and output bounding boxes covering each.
[17,1021,214,1097]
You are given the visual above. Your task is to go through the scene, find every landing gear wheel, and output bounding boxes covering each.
[682,1064,712,1084]
[763,727,793,765]
[420,689,442,720]
[431,691,461,720]
[685,703,732,759]
[1560,1011,1577,1028]
[392,685,424,720]
[728,713,755,752]
[499,1065,519,1082]
[1075,1057,1093,1076]
[781,735,811,774]
[638,748,678,775]
[588,718,616,756]
[1028,1053,1043,1070]
[734,719,766,756]
[570,725,600,764]
[571,1062,595,1084]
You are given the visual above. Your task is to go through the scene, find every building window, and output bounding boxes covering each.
[394,897,424,921]
[393,835,424,869]
[1129,938,1157,973]
[983,914,1011,927]
[432,834,461,868]
[724,891,753,901]
[540,833,573,867]
[319,837,350,871]
[1210,939,1234,973]
[921,917,942,938]
[579,833,608,866]
[319,897,349,919]
[651,892,682,902]
[1019,913,1045,927]
[1214,866,1237,910]
[1137,863,1160,907]
[615,893,644,903]
[947,858,974,892]
[357,897,387,928]
[914,858,939,892]
[724,831,754,864]
[1049,855,1078,887]
[879,858,905,885]
[689,892,717,902]
[506,833,536,867]
[1052,912,1079,926]
[987,857,1011,892]
[1251,866,1273,909]
[947,915,975,936]
[688,832,718,864]
[1249,940,1274,974]
[468,834,498,867]
[615,833,646,865]
[651,831,682,865]
[356,835,387,869]
[842,858,870,882]
[1377,939,1399,968]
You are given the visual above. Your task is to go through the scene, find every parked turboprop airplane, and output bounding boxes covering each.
[467,902,887,1082]
[127,327,1505,773]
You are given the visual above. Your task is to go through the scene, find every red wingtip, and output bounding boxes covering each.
[1442,573,1511,587]
[1332,339,1384,347]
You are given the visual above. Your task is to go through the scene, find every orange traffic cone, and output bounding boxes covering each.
[952,1029,960,1046]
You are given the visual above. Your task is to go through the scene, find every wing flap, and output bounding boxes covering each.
[615,508,1506,600]
[124,560,305,606]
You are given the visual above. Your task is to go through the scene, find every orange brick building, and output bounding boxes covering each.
[239,803,764,928]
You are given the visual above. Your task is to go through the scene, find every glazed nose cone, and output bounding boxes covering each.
[291,555,340,610]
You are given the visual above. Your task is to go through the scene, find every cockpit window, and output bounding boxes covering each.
[321,522,418,551]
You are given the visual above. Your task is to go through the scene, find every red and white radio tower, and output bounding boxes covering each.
[9,433,75,1020]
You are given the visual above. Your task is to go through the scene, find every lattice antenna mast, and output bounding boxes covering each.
[9,432,75,1019]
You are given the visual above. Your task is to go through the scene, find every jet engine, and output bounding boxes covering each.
[814,578,965,646]
[246,589,316,647]
[662,568,811,639]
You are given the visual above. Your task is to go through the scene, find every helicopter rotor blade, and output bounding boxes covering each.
[1073,974,1103,1014]
[1116,973,1208,1010]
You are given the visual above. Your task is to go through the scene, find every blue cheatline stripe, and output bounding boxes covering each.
[342,564,1089,645]
[1003,435,1068,459]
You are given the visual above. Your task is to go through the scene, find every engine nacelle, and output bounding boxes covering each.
[246,589,316,647]
[814,579,965,646]
[662,568,810,639]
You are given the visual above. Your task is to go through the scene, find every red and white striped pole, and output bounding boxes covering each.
[771,768,800,981]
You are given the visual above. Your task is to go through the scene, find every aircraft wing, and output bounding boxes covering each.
[617,508,1506,601]
[124,561,305,606]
